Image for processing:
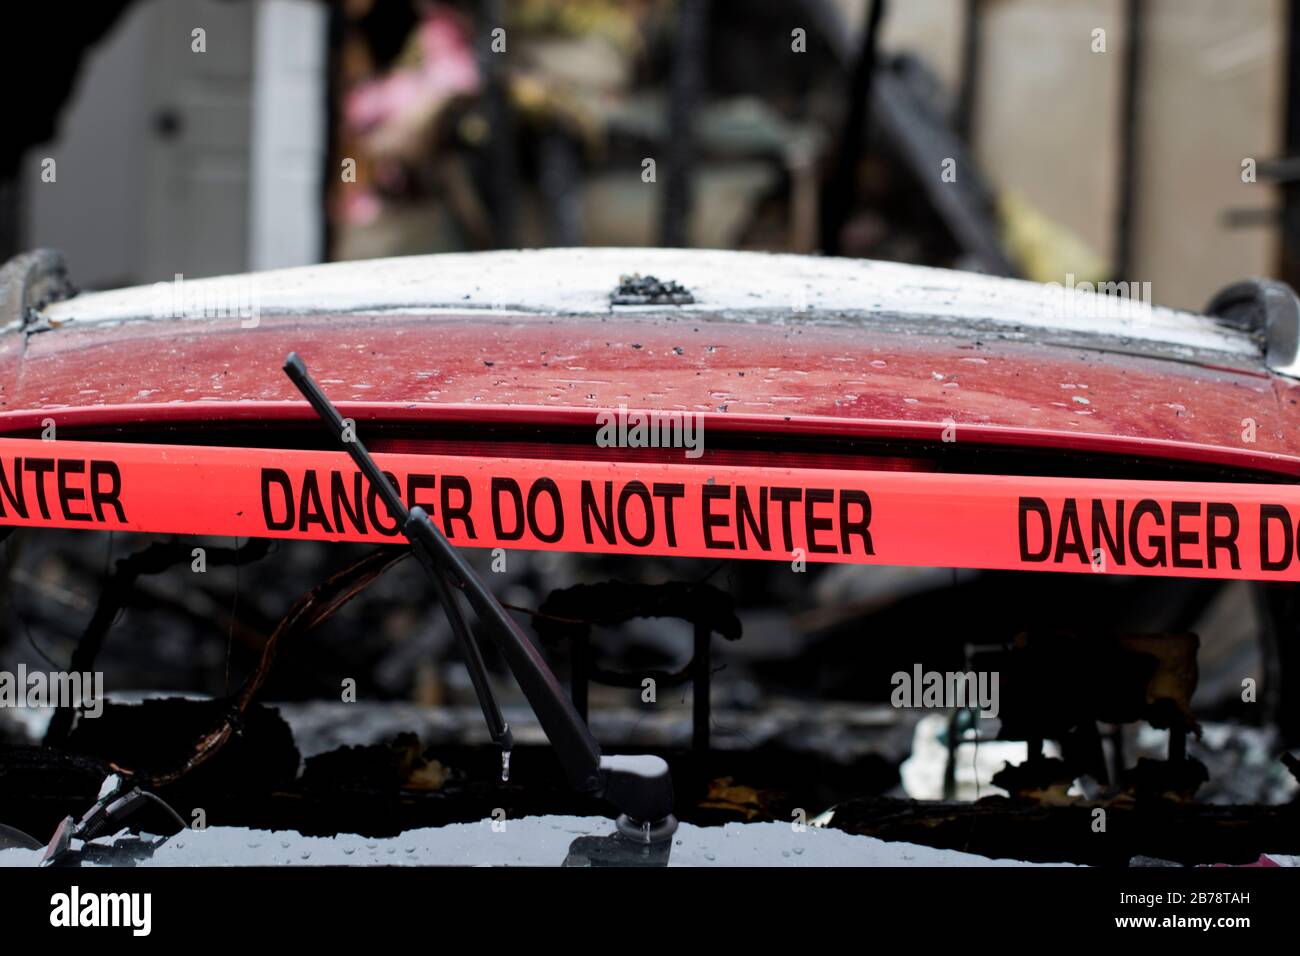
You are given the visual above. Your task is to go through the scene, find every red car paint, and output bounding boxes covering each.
[0,309,1295,478]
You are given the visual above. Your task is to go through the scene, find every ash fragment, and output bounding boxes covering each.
[611,273,694,305]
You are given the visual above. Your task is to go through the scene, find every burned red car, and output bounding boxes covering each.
[0,246,1298,868]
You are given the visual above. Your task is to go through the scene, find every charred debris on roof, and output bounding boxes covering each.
[611,274,695,306]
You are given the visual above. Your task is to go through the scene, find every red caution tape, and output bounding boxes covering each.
[1,437,1299,580]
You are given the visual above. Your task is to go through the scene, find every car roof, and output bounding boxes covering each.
[1,249,1295,478]
[31,248,1257,364]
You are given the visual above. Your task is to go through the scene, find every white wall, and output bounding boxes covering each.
[250,0,329,271]
[22,0,327,289]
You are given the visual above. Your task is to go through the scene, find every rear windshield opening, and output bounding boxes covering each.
[2,530,1294,866]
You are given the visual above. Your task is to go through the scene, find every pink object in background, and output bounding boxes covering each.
[344,5,481,138]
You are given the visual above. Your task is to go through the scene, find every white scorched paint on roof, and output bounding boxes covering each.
[42,248,1256,358]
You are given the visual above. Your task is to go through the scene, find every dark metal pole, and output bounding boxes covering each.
[480,0,517,248]
[318,0,344,264]
[954,0,982,143]
[1281,0,1300,287]
[1113,0,1145,279]
[659,0,709,247]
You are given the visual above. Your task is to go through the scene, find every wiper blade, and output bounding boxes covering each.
[283,352,676,841]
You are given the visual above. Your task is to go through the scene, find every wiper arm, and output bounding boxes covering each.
[283,353,677,842]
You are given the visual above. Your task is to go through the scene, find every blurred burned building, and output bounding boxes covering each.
[1,0,1285,309]
[325,0,1286,311]
[328,0,1009,270]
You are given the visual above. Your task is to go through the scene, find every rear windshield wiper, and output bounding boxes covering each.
[284,353,677,843]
